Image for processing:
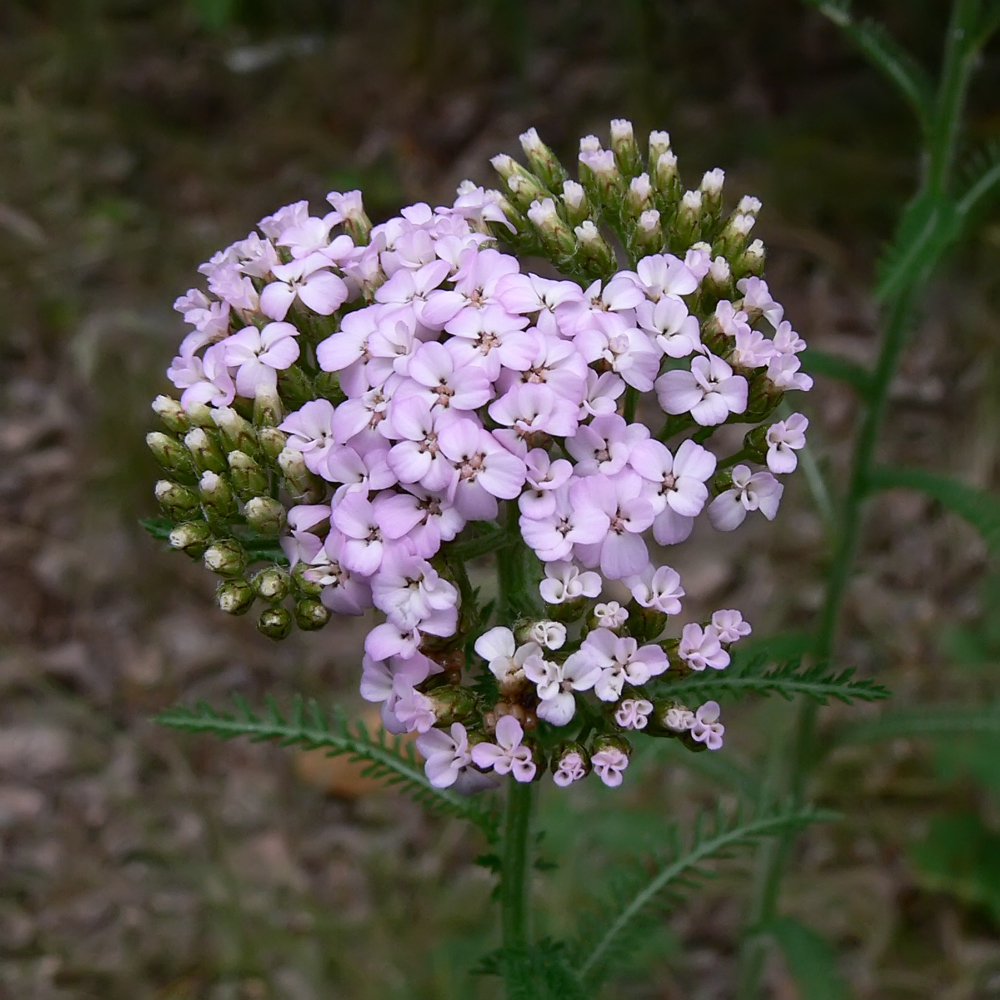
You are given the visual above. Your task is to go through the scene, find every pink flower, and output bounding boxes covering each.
[707,464,783,531]
[614,698,654,730]
[416,723,473,788]
[592,746,629,787]
[471,716,536,782]
[765,413,808,474]
[678,623,730,671]
[710,609,752,644]
[220,323,300,398]
[552,750,588,787]
[655,353,748,426]
[690,701,725,750]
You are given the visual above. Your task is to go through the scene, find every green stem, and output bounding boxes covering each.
[738,5,983,996]
[501,779,534,970]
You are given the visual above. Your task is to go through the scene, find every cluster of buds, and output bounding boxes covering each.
[149,120,811,791]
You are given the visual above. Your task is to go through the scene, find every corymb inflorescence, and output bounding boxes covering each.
[148,120,812,791]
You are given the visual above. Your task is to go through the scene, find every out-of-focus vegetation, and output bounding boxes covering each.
[1,2,1000,998]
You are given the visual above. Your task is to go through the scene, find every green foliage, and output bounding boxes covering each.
[474,940,588,1000]
[831,704,1000,747]
[764,917,854,1000]
[156,697,499,839]
[652,657,890,706]
[799,348,872,397]
[909,813,1000,928]
[572,803,833,988]
[867,466,1000,558]
[957,140,1000,220]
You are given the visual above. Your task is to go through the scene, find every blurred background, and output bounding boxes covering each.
[1,1,1000,997]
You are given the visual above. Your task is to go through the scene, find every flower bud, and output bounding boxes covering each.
[198,470,236,520]
[292,562,323,598]
[147,431,196,481]
[543,595,590,623]
[425,685,478,726]
[624,600,668,643]
[278,447,326,504]
[744,371,784,422]
[574,221,616,280]
[294,597,331,631]
[699,168,725,219]
[629,208,662,259]
[516,619,567,650]
[625,173,653,217]
[257,426,288,462]
[648,698,694,737]
[244,496,286,537]
[185,401,217,428]
[277,365,315,410]
[152,395,189,434]
[734,239,766,279]
[670,190,704,249]
[203,538,247,577]
[652,150,680,206]
[579,147,622,210]
[715,209,756,261]
[216,578,255,615]
[154,479,201,520]
[184,427,227,474]
[168,520,212,557]
[490,154,550,213]
[211,406,258,457]
[253,384,283,428]
[252,565,292,603]
[257,605,292,641]
[228,450,269,501]
[518,127,568,192]
[704,255,733,301]
[527,198,577,260]
[648,130,671,167]
[742,424,770,464]
[609,118,641,178]
[561,180,590,228]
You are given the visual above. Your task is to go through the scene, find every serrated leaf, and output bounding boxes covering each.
[573,804,833,987]
[765,917,854,1000]
[141,516,175,542]
[831,704,1000,747]
[156,699,499,838]
[799,348,872,397]
[867,466,1000,557]
[651,657,890,706]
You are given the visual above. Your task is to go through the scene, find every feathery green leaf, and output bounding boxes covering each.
[156,697,499,838]
[651,657,890,705]
[574,803,834,987]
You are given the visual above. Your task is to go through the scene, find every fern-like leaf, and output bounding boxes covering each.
[157,697,499,838]
[650,657,890,705]
[831,704,1000,748]
[867,466,1000,558]
[957,141,1000,222]
[573,803,833,987]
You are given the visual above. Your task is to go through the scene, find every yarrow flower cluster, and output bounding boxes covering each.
[148,120,811,792]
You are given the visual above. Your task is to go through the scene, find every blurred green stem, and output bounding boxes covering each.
[738,1,990,995]
[502,780,534,989]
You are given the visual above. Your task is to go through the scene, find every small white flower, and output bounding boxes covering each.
[765,414,808,474]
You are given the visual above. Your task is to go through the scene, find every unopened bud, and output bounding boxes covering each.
[168,520,212,557]
[152,395,189,434]
[626,173,653,216]
[147,431,196,481]
[490,154,550,212]
[211,406,258,456]
[426,685,478,726]
[253,384,283,428]
[742,424,770,464]
[203,538,247,577]
[699,168,725,218]
[277,447,326,504]
[244,496,286,537]
[198,470,236,521]
[652,150,679,204]
[715,210,756,260]
[184,427,227,474]
[155,479,201,520]
[671,189,704,249]
[744,371,784,422]
[737,195,762,216]
[734,239,766,279]
[292,562,323,598]
[277,365,315,410]
[294,598,331,631]
[527,198,576,259]
[574,221,616,279]
[561,180,590,227]
[609,118,641,177]
[590,733,632,768]
[314,371,346,405]
[704,255,733,300]
[184,401,216,428]
[227,450,269,500]
[551,741,591,785]
[518,127,568,192]
[648,130,671,165]
[630,209,663,258]
[257,605,292,641]
[579,147,622,208]
[252,565,292,603]
[257,426,288,462]
[216,578,255,615]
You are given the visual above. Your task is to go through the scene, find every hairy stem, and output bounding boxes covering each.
[502,780,534,964]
